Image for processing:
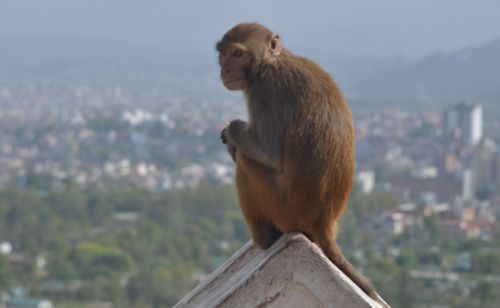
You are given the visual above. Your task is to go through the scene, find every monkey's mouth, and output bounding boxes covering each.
[223,78,244,90]
[224,78,242,84]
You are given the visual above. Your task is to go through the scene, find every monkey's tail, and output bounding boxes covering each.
[315,236,390,307]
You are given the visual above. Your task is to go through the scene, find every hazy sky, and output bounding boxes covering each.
[1,0,499,61]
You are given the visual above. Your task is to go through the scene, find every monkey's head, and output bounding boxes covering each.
[216,23,282,91]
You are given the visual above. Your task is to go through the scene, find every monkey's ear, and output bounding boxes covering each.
[269,34,281,56]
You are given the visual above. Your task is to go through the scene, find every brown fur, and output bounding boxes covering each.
[217,23,385,306]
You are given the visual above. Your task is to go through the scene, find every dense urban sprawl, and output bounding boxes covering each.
[0,79,499,307]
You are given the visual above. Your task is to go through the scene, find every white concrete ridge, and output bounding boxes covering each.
[174,233,388,308]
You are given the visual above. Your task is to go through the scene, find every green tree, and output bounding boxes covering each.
[47,180,88,231]
[472,251,500,274]
[0,255,11,290]
[69,242,133,280]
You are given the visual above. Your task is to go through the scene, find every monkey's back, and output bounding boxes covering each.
[281,55,355,225]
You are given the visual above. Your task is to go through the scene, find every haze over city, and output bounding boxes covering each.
[1,0,500,85]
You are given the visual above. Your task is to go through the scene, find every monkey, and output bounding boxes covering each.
[217,23,387,306]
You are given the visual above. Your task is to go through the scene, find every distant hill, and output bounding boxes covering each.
[352,37,500,100]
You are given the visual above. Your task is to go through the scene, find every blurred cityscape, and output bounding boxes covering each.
[0,75,499,307]
[2,80,500,219]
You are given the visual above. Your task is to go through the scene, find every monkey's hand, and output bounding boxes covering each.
[220,123,231,145]
[226,119,248,140]
[221,119,247,144]
[226,143,237,161]
[225,119,282,171]
[221,123,237,162]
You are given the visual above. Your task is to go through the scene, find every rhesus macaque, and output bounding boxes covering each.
[217,23,387,306]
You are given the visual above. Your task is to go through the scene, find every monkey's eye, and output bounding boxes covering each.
[220,50,227,57]
[232,50,243,58]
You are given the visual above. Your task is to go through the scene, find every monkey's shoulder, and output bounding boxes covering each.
[281,55,337,93]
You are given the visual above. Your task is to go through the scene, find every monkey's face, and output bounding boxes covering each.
[218,43,250,91]
[217,23,283,91]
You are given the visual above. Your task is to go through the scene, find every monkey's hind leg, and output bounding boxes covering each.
[235,154,283,249]
[248,218,282,249]
[236,173,283,249]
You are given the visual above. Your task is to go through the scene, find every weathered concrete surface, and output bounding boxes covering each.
[174,233,388,308]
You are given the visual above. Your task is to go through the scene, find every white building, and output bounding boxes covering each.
[444,103,483,146]
[357,170,375,194]
[462,168,475,201]
[0,242,12,255]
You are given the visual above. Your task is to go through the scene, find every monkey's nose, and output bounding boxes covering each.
[221,69,230,80]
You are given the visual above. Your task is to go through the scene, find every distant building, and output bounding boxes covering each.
[462,168,475,201]
[376,212,405,236]
[357,170,375,194]
[0,242,12,255]
[473,138,497,190]
[5,298,52,308]
[114,212,140,226]
[441,218,494,240]
[410,166,438,179]
[443,102,483,146]
[442,153,461,174]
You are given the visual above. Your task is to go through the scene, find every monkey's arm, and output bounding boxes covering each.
[225,142,237,162]
[222,119,282,171]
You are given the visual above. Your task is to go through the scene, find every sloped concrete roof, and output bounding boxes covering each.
[174,233,388,308]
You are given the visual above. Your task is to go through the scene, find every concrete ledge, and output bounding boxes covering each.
[174,233,387,308]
